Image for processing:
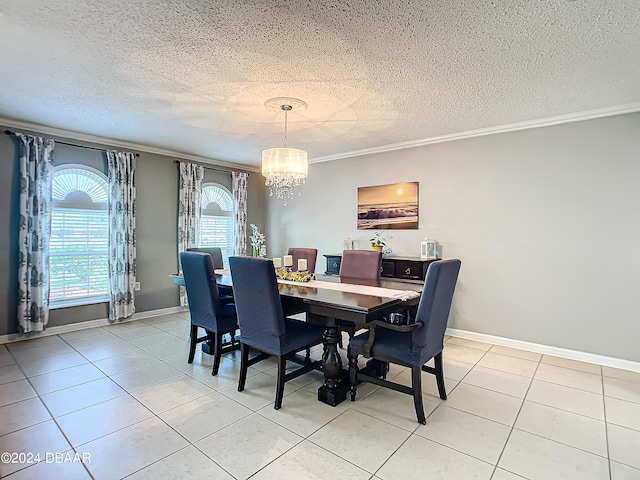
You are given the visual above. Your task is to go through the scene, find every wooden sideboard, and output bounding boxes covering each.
[323,253,439,283]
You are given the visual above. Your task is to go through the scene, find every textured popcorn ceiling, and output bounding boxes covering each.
[0,0,639,166]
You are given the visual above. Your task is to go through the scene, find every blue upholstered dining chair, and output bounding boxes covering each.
[186,247,225,269]
[185,247,233,303]
[339,249,382,280]
[180,251,239,376]
[229,256,325,410]
[348,259,462,424]
[287,247,318,274]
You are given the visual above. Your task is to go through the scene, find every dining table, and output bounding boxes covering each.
[170,270,423,406]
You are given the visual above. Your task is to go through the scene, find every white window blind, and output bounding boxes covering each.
[50,208,109,303]
[50,166,109,307]
[199,184,234,266]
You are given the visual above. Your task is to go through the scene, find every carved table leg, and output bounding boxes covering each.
[317,327,349,406]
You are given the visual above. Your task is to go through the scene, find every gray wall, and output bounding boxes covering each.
[267,113,640,362]
[0,125,267,335]
[0,130,20,334]
[3,114,638,361]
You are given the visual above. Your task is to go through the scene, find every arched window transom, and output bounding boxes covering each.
[199,184,234,265]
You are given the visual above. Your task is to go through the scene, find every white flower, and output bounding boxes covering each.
[249,224,266,256]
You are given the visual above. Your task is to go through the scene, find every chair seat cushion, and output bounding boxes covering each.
[191,303,238,333]
[214,303,239,333]
[242,319,324,356]
[349,327,436,367]
[281,319,325,355]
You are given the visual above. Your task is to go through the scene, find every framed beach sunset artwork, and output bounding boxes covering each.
[357,182,419,229]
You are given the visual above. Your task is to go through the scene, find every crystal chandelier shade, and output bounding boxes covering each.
[261,98,308,205]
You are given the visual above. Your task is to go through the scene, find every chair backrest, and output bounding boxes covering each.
[287,247,318,274]
[186,247,224,269]
[180,251,223,330]
[229,256,287,354]
[412,259,462,356]
[339,250,382,280]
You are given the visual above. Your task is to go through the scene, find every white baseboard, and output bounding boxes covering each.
[0,306,187,345]
[446,328,640,373]
[2,314,638,373]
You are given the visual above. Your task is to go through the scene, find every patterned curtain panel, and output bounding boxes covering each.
[106,150,137,322]
[16,134,55,333]
[232,171,248,255]
[177,162,203,307]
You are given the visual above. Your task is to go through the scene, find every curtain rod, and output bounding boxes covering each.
[173,159,251,175]
[4,130,140,157]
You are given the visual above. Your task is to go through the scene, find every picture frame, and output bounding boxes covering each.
[357,182,419,230]
[342,239,354,250]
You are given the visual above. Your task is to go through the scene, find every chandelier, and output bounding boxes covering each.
[261,97,308,205]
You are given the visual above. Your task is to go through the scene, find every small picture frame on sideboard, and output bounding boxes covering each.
[342,239,354,250]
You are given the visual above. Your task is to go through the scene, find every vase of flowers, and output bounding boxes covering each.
[250,224,266,257]
[369,232,385,252]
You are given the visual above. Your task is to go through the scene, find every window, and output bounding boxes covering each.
[50,165,110,307]
[199,184,234,265]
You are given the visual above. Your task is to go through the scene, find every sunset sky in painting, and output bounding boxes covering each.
[357,182,418,205]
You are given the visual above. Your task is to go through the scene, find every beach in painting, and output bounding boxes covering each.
[357,182,419,230]
[358,202,418,229]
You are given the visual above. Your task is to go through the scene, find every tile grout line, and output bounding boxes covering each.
[447,342,512,479]
[520,380,607,421]
[432,377,612,462]
[145,326,278,478]
[369,429,418,478]
[248,409,364,479]
[601,365,613,480]
[3,335,97,479]
[4,324,640,478]
[370,341,494,478]
[64,328,243,479]
[137,345,271,480]
[4,326,196,478]
[488,349,542,479]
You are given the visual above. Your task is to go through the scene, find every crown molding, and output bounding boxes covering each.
[4,101,640,169]
[0,117,261,173]
[310,102,640,164]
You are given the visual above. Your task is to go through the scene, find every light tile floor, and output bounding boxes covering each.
[1,313,639,479]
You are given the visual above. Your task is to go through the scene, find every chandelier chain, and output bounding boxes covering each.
[284,108,288,146]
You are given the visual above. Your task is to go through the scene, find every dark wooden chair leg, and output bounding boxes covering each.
[274,355,287,410]
[411,365,426,425]
[434,352,447,400]
[238,343,250,392]
[305,348,311,363]
[348,351,358,401]
[339,324,356,349]
[188,325,198,363]
[211,332,223,376]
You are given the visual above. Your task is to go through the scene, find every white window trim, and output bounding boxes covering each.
[50,295,110,310]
